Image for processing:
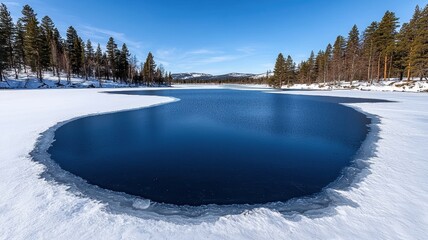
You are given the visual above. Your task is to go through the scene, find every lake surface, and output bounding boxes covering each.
[48,89,373,206]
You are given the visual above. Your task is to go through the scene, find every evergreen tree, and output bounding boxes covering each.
[40,16,56,73]
[85,39,94,79]
[129,55,138,84]
[80,38,87,80]
[118,43,130,82]
[106,37,117,80]
[377,11,399,80]
[94,43,102,80]
[101,52,108,80]
[0,3,15,80]
[410,5,428,80]
[14,20,25,72]
[285,55,295,85]
[38,18,51,73]
[297,61,310,84]
[315,50,325,83]
[143,52,156,85]
[307,51,317,83]
[50,28,63,82]
[66,26,82,78]
[323,44,333,83]
[271,53,286,88]
[332,35,346,83]
[18,5,38,72]
[361,21,379,83]
[345,25,360,84]
[24,16,41,79]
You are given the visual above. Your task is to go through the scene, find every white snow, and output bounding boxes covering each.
[0,71,132,89]
[223,79,428,93]
[0,87,427,239]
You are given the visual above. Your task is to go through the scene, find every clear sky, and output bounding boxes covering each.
[4,0,427,74]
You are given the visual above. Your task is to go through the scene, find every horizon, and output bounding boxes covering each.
[4,0,427,75]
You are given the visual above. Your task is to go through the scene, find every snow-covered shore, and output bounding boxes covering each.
[0,87,427,239]
[1,71,427,93]
[224,79,428,93]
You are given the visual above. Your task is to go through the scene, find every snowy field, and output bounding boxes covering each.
[0,87,427,239]
[224,79,428,93]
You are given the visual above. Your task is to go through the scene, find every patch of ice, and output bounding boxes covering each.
[132,199,151,210]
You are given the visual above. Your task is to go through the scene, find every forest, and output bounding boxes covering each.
[0,4,172,87]
[270,5,428,88]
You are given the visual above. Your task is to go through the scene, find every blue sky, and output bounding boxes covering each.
[4,0,427,74]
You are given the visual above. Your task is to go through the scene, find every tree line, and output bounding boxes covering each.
[0,4,173,86]
[271,5,428,88]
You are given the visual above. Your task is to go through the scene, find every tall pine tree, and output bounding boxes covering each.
[0,3,15,80]
[345,25,360,84]
[271,53,286,88]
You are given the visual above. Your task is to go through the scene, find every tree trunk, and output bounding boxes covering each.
[367,56,372,83]
[383,55,388,81]
[56,66,61,84]
[407,62,411,81]
[377,56,381,82]
[350,56,355,86]
[388,55,393,80]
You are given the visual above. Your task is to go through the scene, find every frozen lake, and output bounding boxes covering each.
[48,89,375,206]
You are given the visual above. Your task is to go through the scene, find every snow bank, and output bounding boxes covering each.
[217,79,428,93]
[0,71,141,89]
[0,87,427,239]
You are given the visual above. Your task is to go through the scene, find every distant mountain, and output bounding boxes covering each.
[172,72,271,81]
[171,73,213,80]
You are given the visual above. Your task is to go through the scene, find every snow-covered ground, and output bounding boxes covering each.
[288,79,428,92]
[0,87,427,239]
[0,71,134,89]
[225,79,428,93]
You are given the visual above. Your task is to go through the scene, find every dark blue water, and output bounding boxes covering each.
[48,89,373,206]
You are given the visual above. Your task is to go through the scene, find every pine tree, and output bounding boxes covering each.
[24,16,41,79]
[85,39,94,79]
[271,53,286,88]
[345,25,360,84]
[143,52,156,85]
[285,55,295,85]
[377,11,399,80]
[323,44,332,83]
[129,55,138,84]
[361,21,379,83]
[395,22,412,80]
[106,37,117,80]
[332,35,346,84]
[118,43,130,82]
[80,38,87,80]
[307,51,317,83]
[315,50,325,83]
[410,5,428,80]
[395,6,421,81]
[66,26,82,79]
[18,5,37,73]
[51,28,63,82]
[101,52,108,80]
[0,3,16,80]
[40,16,56,74]
[38,19,51,74]
[94,43,102,81]
[297,61,310,84]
